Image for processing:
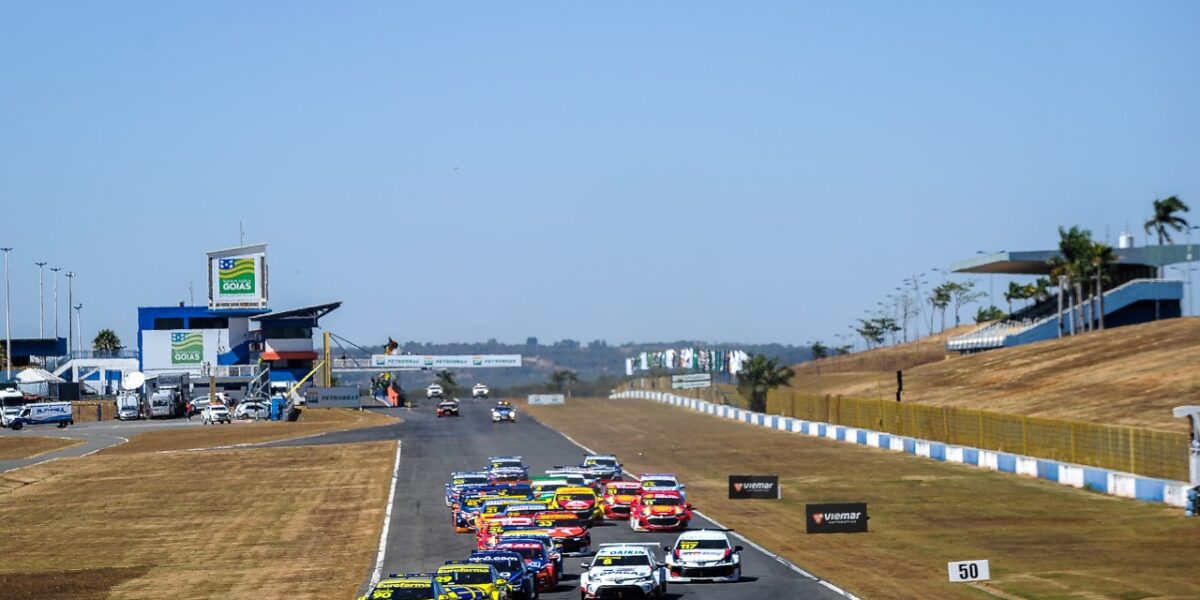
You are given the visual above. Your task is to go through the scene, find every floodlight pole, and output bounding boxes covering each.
[49,267,60,340]
[74,304,83,356]
[35,261,46,338]
[2,247,12,375]
[66,272,75,358]
[1188,226,1198,317]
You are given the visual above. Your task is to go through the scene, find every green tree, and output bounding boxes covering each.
[948,281,985,327]
[434,370,458,397]
[855,319,884,350]
[975,305,1006,323]
[736,354,794,413]
[1143,195,1190,245]
[929,283,953,332]
[1047,226,1094,334]
[1003,281,1026,315]
[835,345,853,355]
[810,341,829,360]
[1087,241,1118,330]
[92,328,123,354]
[548,369,579,398]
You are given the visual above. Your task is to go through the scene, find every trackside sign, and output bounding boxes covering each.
[528,394,565,405]
[948,559,990,582]
[728,475,780,499]
[805,502,869,533]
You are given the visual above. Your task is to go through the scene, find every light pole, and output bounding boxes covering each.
[1,247,11,375]
[49,268,60,340]
[74,304,83,356]
[66,271,75,358]
[1188,226,1199,317]
[35,261,46,338]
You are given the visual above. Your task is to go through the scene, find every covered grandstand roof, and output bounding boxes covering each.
[951,244,1195,275]
[250,301,342,322]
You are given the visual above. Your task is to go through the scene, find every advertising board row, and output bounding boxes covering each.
[370,354,523,369]
[727,475,869,533]
[528,394,566,405]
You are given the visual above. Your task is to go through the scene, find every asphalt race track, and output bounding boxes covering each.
[272,397,846,599]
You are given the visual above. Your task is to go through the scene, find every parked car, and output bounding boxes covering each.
[234,401,269,420]
[116,393,141,420]
[202,404,232,425]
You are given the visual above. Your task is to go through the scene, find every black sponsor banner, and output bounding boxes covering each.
[728,475,780,499]
[806,503,869,533]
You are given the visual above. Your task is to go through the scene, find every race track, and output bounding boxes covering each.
[275,397,846,600]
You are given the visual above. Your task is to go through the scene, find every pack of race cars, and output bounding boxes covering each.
[361,453,744,600]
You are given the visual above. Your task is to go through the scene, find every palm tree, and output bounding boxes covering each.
[92,329,122,355]
[434,370,457,397]
[1144,196,1190,245]
[736,354,794,413]
[548,369,579,398]
[1003,281,1025,316]
[1048,226,1094,335]
[1089,241,1117,330]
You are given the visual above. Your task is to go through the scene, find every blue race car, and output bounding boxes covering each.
[467,550,539,600]
[446,471,493,506]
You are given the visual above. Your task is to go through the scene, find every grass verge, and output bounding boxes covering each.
[0,440,395,599]
[525,398,1200,600]
[0,436,82,460]
[101,407,396,454]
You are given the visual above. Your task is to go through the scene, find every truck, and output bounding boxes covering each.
[147,390,179,419]
[152,373,190,418]
[116,393,141,420]
[8,402,73,430]
[0,383,27,427]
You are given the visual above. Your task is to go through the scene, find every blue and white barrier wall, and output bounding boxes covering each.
[611,390,1189,508]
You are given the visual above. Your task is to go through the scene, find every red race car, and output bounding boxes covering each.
[629,489,692,532]
[600,481,643,520]
[532,510,592,555]
[475,517,535,550]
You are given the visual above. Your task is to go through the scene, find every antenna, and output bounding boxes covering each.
[189,281,194,306]
[240,221,244,246]
[122,371,146,391]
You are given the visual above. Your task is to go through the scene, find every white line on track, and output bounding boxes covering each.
[528,413,859,599]
[370,440,403,586]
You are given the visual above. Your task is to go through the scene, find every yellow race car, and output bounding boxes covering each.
[435,562,512,600]
[358,572,472,600]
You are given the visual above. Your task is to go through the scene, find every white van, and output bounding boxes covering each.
[8,402,73,430]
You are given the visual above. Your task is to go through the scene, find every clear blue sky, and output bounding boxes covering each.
[2,1,1198,348]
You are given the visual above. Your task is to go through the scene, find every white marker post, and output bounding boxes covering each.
[948,560,990,583]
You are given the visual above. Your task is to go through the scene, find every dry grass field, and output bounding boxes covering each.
[526,398,1200,600]
[0,436,81,460]
[101,407,396,454]
[0,408,400,599]
[790,318,1200,431]
[0,441,395,600]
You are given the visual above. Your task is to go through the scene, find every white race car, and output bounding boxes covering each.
[580,544,666,599]
[472,382,489,398]
[664,529,742,583]
[426,383,444,399]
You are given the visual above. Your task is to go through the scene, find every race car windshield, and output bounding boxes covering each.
[474,558,522,572]
[438,570,492,584]
[369,585,436,599]
[455,477,488,486]
[644,497,681,506]
[607,485,638,494]
[592,555,650,567]
[677,539,728,550]
[586,458,617,467]
[499,546,545,560]
[559,493,594,502]
[538,516,585,527]
[643,480,675,488]
[492,461,521,469]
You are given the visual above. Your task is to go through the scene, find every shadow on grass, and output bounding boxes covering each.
[0,566,151,600]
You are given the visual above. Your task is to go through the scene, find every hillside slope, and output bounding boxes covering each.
[791,318,1200,432]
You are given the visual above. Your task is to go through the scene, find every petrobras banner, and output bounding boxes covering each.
[370,354,523,369]
[305,386,362,408]
[208,244,268,309]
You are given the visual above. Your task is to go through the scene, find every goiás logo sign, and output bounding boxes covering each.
[218,258,256,295]
[806,502,869,534]
[728,475,780,499]
[171,332,204,365]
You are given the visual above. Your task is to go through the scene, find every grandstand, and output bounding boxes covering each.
[946,244,1189,352]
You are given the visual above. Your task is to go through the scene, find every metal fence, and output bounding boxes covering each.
[623,378,1189,481]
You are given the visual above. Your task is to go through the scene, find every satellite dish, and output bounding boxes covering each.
[122,372,146,391]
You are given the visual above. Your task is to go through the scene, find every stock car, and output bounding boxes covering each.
[477,518,536,550]
[551,486,603,522]
[438,399,461,417]
[495,540,559,592]
[488,456,529,480]
[545,467,595,489]
[356,572,471,600]
[530,478,571,502]
[629,490,692,532]
[427,384,445,399]
[531,510,592,555]
[579,544,667,600]
[579,454,623,481]
[467,551,539,600]
[492,401,516,423]
[445,472,493,506]
[473,383,490,399]
[636,474,686,499]
[600,481,643,520]
[476,498,536,530]
[663,529,743,583]
[496,531,563,575]
[436,562,513,600]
